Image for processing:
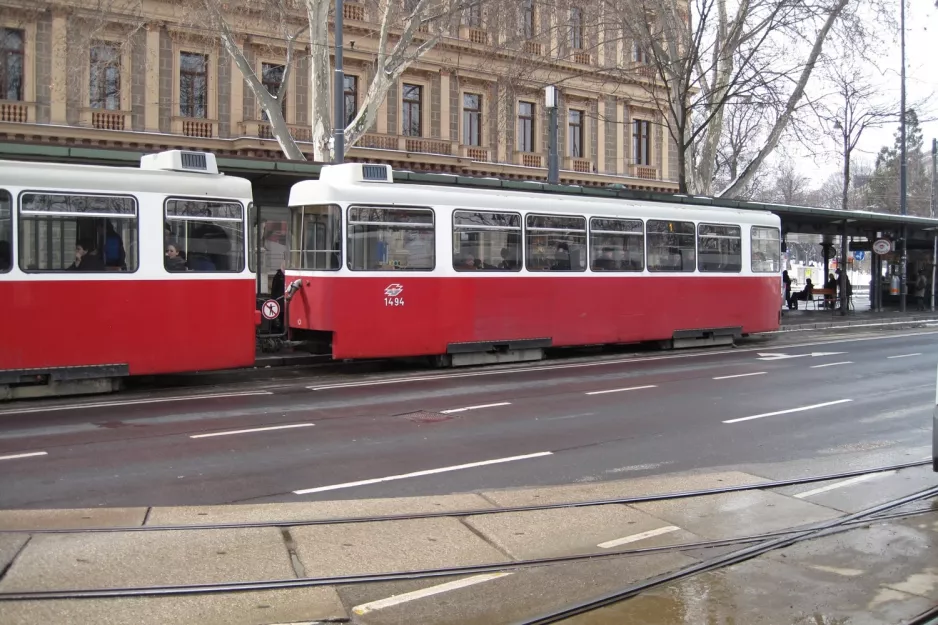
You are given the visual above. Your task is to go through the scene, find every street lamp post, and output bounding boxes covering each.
[545,86,559,184]
[333,0,346,164]
[899,0,908,311]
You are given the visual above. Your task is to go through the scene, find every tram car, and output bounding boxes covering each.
[285,163,782,365]
[0,151,257,397]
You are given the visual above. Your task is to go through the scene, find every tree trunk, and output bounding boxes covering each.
[841,143,851,211]
[306,0,333,162]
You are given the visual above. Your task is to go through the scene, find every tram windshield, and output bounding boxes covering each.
[289,204,341,271]
[164,198,245,272]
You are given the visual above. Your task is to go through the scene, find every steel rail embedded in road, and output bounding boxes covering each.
[0,492,934,602]
[3,459,930,535]
[513,484,938,625]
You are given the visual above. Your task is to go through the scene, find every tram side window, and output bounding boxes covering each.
[347,206,435,271]
[697,223,742,272]
[452,210,521,271]
[525,214,587,271]
[164,199,245,272]
[589,218,644,271]
[17,193,138,272]
[751,226,781,272]
[646,220,695,272]
[0,190,10,272]
[288,204,341,270]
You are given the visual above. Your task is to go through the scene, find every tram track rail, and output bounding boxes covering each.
[1,459,930,535]
[0,483,934,602]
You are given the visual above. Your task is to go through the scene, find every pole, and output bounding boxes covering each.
[931,139,937,311]
[899,0,907,311]
[840,221,848,315]
[332,0,345,164]
[547,106,559,184]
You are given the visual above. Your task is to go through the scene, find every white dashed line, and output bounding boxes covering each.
[585,385,657,396]
[440,402,511,414]
[810,361,853,368]
[723,399,853,424]
[598,525,681,549]
[713,372,767,380]
[352,573,514,615]
[794,471,896,499]
[293,451,553,495]
[887,353,923,359]
[189,423,315,439]
[0,391,274,416]
[0,451,48,461]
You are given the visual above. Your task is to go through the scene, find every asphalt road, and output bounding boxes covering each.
[0,329,935,509]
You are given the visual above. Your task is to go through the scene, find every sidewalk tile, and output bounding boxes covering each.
[0,508,147,531]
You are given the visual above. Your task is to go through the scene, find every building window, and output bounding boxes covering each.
[179,52,208,119]
[466,2,482,27]
[261,63,286,118]
[570,7,583,50]
[402,83,422,137]
[89,42,121,110]
[344,75,358,126]
[517,101,534,152]
[633,119,650,166]
[0,28,24,101]
[522,0,534,39]
[568,109,583,158]
[633,43,648,64]
[463,93,482,146]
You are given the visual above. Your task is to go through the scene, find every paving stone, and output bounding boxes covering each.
[0,587,347,625]
[463,504,698,560]
[479,470,768,507]
[778,466,938,513]
[290,517,510,577]
[0,534,28,575]
[0,528,293,591]
[631,490,840,540]
[146,493,493,526]
[0,507,147,531]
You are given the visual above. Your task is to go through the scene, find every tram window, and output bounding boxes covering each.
[17,193,138,272]
[288,204,341,271]
[589,218,644,272]
[646,220,695,272]
[751,226,781,272]
[164,198,245,272]
[525,214,587,272]
[697,223,742,272]
[452,210,521,271]
[347,205,435,271]
[0,190,10,273]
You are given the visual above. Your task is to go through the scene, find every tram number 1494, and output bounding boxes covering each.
[384,296,405,307]
[383,284,405,307]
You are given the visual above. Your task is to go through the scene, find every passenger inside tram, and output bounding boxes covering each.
[164,243,187,271]
[66,240,104,271]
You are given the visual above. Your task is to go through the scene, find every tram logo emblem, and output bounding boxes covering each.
[384,284,404,297]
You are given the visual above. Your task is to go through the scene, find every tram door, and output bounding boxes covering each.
[248,204,289,296]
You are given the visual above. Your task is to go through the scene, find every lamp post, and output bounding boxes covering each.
[545,85,559,184]
[899,0,908,311]
[333,0,346,164]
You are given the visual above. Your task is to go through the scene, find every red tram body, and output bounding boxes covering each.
[0,151,257,395]
[286,164,782,363]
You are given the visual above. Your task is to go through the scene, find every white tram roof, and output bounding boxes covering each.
[290,164,780,227]
[0,150,253,200]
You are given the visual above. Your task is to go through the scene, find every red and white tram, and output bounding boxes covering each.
[285,163,782,365]
[0,151,257,396]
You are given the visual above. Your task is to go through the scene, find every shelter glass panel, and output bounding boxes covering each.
[164,198,245,272]
[589,218,644,271]
[697,223,742,272]
[18,193,138,272]
[646,219,695,272]
[525,213,587,272]
[751,226,781,273]
[348,205,435,271]
[288,204,341,271]
[452,210,522,271]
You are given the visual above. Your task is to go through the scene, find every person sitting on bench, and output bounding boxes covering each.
[788,278,813,310]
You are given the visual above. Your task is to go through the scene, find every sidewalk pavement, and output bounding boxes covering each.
[0,453,935,624]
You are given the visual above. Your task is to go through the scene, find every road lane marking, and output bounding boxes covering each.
[440,402,511,414]
[723,399,852,424]
[713,372,767,380]
[598,525,681,549]
[0,451,47,461]
[810,361,853,368]
[308,331,938,392]
[794,471,896,499]
[189,423,315,439]
[888,353,923,359]
[0,391,274,416]
[293,451,553,495]
[584,385,657,396]
[352,572,513,615]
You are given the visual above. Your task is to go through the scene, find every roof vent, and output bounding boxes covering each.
[140,150,219,174]
[319,163,393,184]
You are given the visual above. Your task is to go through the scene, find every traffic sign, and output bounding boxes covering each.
[261,299,281,320]
[873,239,891,255]
[853,250,865,261]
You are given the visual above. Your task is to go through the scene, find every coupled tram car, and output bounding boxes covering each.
[0,149,782,398]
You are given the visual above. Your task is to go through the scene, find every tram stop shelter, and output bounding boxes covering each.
[1,142,937,317]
